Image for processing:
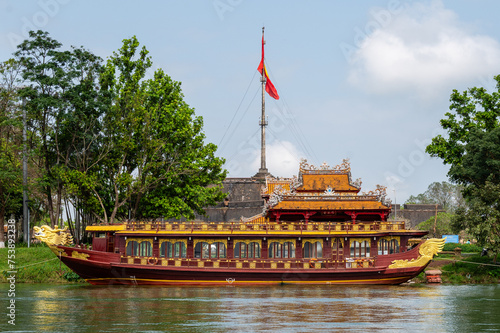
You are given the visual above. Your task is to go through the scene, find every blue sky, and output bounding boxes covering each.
[2,0,500,204]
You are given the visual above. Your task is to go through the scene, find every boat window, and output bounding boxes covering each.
[303,241,323,258]
[195,241,226,259]
[234,242,261,259]
[378,239,389,255]
[160,241,186,258]
[350,240,370,258]
[378,239,399,255]
[139,241,152,257]
[269,241,295,259]
[126,241,139,256]
[389,239,400,254]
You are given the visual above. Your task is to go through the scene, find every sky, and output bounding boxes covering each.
[1,0,500,204]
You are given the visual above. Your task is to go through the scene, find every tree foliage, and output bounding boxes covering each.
[416,212,454,238]
[3,31,227,236]
[427,75,500,260]
[0,59,23,244]
[405,181,464,212]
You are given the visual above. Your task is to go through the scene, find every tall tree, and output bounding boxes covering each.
[0,59,23,246]
[15,30,107,229]
[15,30,70,227]
[426,75,500,260]
[78,36,227,223]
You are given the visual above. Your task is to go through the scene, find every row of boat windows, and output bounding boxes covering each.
[125,239,400,258]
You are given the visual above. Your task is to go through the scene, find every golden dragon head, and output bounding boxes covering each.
[33,225,74,246]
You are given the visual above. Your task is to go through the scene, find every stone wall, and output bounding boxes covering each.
[168,178,265,222]
[390,204,446,228]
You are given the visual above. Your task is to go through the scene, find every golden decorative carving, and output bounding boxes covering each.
[388,238,446,269]
[48,245,67,257]
[71,251,90,260]
[349,238,371,244]
[193,239,228,248]
[125,238,153,248]
[159,238,188,249]
[233,239,262,248]
[33,225,73,246]
[267,238,296,246]
[302,239,323,247]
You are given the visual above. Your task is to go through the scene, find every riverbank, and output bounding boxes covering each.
[412,254,500,284]
[1,245,499,284]
[0,245,83,283]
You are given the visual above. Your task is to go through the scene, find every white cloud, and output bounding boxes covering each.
[266,140,303,177]
[348,0,500,99]
[225,139,303,178]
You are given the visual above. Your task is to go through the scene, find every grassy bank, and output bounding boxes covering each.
[413,252,500,284]
[0,244,84,283]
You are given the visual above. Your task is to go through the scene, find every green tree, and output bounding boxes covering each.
[0,59,23,245]
[15,30,108,232]
[15,30,74,227]
[427,75,500,261]
[78,36,227,223]
[405,181,464,212]
[416,212,454,238]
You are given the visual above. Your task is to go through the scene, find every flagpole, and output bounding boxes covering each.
[254,26,269,181]
[260,27,267,174]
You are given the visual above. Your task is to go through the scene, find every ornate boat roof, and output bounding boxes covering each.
[263,159,391,222]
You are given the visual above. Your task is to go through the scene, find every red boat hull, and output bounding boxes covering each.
[58,248,428,286]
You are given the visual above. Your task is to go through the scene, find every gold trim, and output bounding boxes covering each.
[125,238,153,248]
[159,238,188,248]
[233,239,262,248]
[267,238,296,246]
[302,238,323,247]
[388,238,446,268]
[193,239,228,248]
[86,225,125,232]
[71,251,89,260]
[379,236,400,242]
[349,238,371,244]
[48,245,67,257]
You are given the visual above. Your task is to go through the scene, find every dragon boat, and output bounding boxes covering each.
[33,30,444,285]
[34,159,445,286]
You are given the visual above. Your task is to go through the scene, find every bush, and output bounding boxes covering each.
[63,271,82,282]
[441,255,500,283]
[442,242,482,252]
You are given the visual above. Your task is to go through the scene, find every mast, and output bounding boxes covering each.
[253,27,270,181]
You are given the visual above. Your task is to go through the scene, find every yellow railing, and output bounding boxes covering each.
[120,256,377,270]
[122,220,406,233]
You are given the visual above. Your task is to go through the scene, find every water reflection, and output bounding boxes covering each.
[1,284,499,332]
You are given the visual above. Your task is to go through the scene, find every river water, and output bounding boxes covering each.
[2,283,500,332]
